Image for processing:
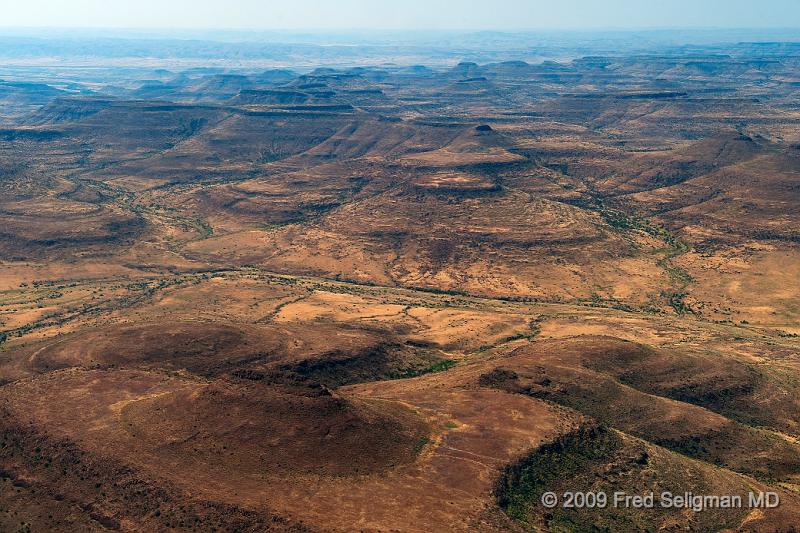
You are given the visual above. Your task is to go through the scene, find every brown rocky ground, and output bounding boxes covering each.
[0,49,799,531]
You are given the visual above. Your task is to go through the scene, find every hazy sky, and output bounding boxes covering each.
[2,0,799,30]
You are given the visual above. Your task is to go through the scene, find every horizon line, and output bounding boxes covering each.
[2,25,800,33]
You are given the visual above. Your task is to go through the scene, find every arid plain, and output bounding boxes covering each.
[1,40,800,532]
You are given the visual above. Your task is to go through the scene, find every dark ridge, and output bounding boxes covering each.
[0,128,64,141]
[616,91,688,99]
